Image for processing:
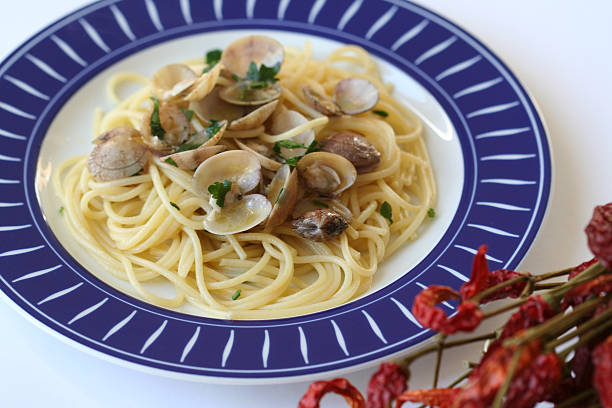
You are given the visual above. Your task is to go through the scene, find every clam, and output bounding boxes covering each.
[297,152,357,196]
[190,86,245,123]
[141,101,191,154]
[292,209,349,242]
[203,194,272,235]
[87,127,149,181]
[333,78,379,115]
[161,145,226,171]
[302,85,342,116]
[221,35,284,78]
[234,139,282,171]
[218,82,281,106]
[190,120,228,149]
[292,197,353,223]
[151,64,198,100]
[193,150,272,234]
[193,150,262,197]
[183,62,223,101]
[229,100,278,130]
[269,109,314,158]
[320,131,381,173]
[265,165,299,228]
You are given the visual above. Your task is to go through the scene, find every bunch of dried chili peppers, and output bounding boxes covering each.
[298,202,612,408]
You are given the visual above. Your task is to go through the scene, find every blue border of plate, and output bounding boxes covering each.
[0,0,550,379]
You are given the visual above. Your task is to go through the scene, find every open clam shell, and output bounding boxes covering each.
[333,78,379,115]
[234,139,283,171]
[229,100,278,130]
[269,109,315,158]
[203,194,272,235]
[161,145,226,171]
[221,35,284,78]
[151,64,198,100]
[218,83,281,106]
[87,127,149,181]
[297,152,357,196]
[302,85,342,116]
[265,165,299,228]
[192,150,262,197]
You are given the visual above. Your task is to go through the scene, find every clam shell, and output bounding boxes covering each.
[192,150,262,197]
[333,78,379,115]
[221,35,284,78]
[297,152,357,196]
[203,194,272,235]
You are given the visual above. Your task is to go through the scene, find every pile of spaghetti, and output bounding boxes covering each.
[53,35,436,319]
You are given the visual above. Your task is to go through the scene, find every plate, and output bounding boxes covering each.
[0,0,550,383]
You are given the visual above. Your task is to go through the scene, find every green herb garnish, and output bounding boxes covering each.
[149,97,165,140]
[427,208,436,218]
[274,140,319,166]
[164,157,178,167]
[59,206,65,215]
[373,109,389,117]
[170,202,180,210]
[202,49,222,73]
[130,168,144,176]
[273,139,307,154]
[380,201,393,224]
[232,289,241,300]
[234,61,281,92]
[284,156,301,167]
[275,187,285,204]
[208,180,232,208]
[312,199,329,208]
[205,119,223,140]
[176,143,201,153]
[180,106,194,122]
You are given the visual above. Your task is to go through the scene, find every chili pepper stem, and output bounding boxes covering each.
[432,334,446,388]
[491,345,523,408]
[546,304,612,352]
[558,315,612,361]
[543,262,606,306]
[555,388,597,408]
[533,282,564,290]
[482,298,528,319]
[400,332,496,366]
[471,275,529,303]
[532,266,575,282]
[447,370,472,388]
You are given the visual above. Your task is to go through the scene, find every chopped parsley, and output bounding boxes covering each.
[312,199,329,208]
[380,201,393,224]
[205,119,223,140]
[59,206,65,215]
[149,97,165,140]
[202,49,222,73]
[275,187,285,204]
[373,109,389,117]
[180,106,194,122]
[170,202,180,211]
[427,207,436,218]
[233,61,281,98]
[274,140,319,166]
[176,143,202,153]
[284,156,301,167]
[164,157,178,167]
[208,180,232,208]
[130,168,144,176]
[232,289,241,300]
[273,139,307,154]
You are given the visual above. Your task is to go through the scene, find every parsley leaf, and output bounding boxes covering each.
[274,140,319,166]
[284,156,301,167]
[373,109,389,117]
[305,140,319,154]
[149,97,165,140]
[176,143,202,153]
[273,139,306,154]
[59,206,65,215]
[180,106,194,122]
[427,208,436,218]
[170,202,180,210]
[236,61,280,91]
[130,168,144,176]
[275,187,284,204]
[232,289,241,300]
[206,119,223,140]
[164,157,178,167]
[258,62,281,83]
[312,199,329,208]
[245,61,259,81]
[208,180,232,208]
[202,49,222,73]
[380,201,393,224]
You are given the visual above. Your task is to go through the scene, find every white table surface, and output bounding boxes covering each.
[1,1,610,407]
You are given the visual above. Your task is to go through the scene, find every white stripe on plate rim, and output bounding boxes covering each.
[180,0,193,24]
[145,0,164,32]
[277,0,291,20]
[453,77,503,99]
[262,329,270,368]
[4,75,50,100]
[0,153,22,162]
[78,18,111,53]
[331,319,349,356]
[454,244,503,263]
[466,101,519,119]
[481,178,536,185]
[475,126,531,140]
[0,224,31,232]
[437,264,469,282]
[0,102,36,120]
[110,5,136,41]
[0,201,24,207]
[476,201,531,211]
[180,326,201,363]
[0,245,44,257]
[0,178,21,184]
[390,297,422,328]
[337,0,363,31]
[140,319,168,354]
[415,36,456,65]
[480,153,536,161]
[0,129,26,141]
[391,19,428,51]
[361,310,388,344]
[102,310,136,341]
[68,297,109,325]
[37,282,83,305]
[25,54,67,83]
[213,0,223,20]
[246,0,256,19]
[298,326,309,364]
[435,55,481,81]
[308,0,326,24]
[365,5,397,39]
[50,35,87,67]
[221,329,235,367]
[467,223,519,238]
[12,264,62,283]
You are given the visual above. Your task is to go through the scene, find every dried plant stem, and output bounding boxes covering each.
[491,345,523,408]
[546,304,612,352]
[558,315,612,361]
[432,334,446,387]
[555,389,597,408]
[482,298,528,319]
[401,332,496,366]
[447,370,472,388]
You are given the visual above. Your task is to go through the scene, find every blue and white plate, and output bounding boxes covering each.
[0,0,551,383]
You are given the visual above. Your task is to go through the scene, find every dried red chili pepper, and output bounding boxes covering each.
[592,333,612,408]
[460,245,490,300]
[395,388,459,408]
[570,344,593,390]
[568,257,599,280]
[480,269,527,304]
[365,362,408,408]
[455,340,542,408]
[412,285,483,335]
[562,274,612,309]
[585,202,612,269]
[502,352,562,407]
[298,378,365,408]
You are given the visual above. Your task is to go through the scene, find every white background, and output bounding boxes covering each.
[0,1,611,407]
